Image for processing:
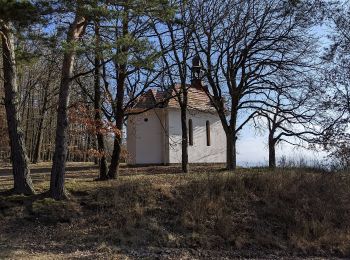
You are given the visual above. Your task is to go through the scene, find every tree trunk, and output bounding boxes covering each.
[32,89,49,164]
[95,122,108,180]
[180,89,188,173]
[93,137,99,165]
[24,92,31,147]
[107,67,125,179]
[29,93,36,161]
[268,135,276,169]
[50,14,87,200]
[107,11,128,179]
[107,70,125,179]
[93,20,108,180]
[1,22,35,195]
[108,132,122,179]
[107,65,125,179]
[32,116,44,164]
[226,130,236,170]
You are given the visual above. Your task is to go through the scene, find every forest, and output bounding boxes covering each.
[1,0,350,258]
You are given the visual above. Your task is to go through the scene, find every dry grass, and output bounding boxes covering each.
[0,166,350,259]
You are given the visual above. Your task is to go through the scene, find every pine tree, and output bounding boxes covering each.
[50,1,89,200]
[0,0,41,194]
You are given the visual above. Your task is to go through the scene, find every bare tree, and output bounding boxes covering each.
[254,78,321,168]
[190,0,316,170]
[31,53,60,163]
[151,0,195,173]
[324,1,350,121]
[317,1,350,168]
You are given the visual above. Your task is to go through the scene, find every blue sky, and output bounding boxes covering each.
[236,126,327,167]
[236,24,331,167]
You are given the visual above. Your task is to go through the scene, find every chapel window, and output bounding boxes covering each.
[189,119,193,146]
[206,120,211,146]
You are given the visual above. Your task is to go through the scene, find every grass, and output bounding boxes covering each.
[0,166,350,259]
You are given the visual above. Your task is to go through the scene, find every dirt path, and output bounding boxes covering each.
[1,246,342,260]
[0,165,99,177]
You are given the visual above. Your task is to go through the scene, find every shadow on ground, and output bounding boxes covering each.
[1,168,350,258]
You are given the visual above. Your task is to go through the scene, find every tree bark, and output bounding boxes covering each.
[94,20,108,180]
[107,8,128,179]
[226,130,236,171]
[29,94,36,161]
[32,87,49,164]
[50,14,87,200]
[32,115,44,164]
[180,88,189,173]
[268,135,276,169]
[1,22,35,195]
[107,70,125,179]
[24,92,31,148]
[108,131,122,179]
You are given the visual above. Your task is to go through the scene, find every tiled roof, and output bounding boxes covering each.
[132,89,157,109]
[132,83,216,112]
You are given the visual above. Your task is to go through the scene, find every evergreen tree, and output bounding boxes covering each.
[0,0,43,194]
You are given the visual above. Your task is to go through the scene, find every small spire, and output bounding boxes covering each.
[191,55,203,89]
[192,55,201,69]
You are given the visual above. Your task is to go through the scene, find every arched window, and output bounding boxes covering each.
[188,119,193,146]
[206,120,211,146]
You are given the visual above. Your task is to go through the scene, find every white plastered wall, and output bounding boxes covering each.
[127,109,166,165]
[167,108,226,163]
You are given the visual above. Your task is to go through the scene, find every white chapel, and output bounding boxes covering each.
[127,60,226,165]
